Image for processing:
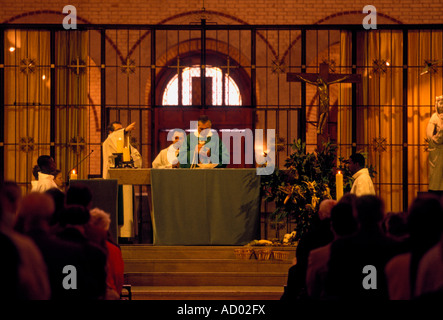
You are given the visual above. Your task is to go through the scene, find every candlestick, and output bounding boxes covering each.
[70,169,78,180]
[117,137,123,153]
[336,170,343,201]
[123,147,130,162]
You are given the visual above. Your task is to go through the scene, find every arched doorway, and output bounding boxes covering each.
[154,51,255,168]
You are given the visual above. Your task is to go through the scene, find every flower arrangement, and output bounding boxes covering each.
[261,139,354,241]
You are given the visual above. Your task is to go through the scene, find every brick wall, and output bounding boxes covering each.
[1,0,442,25]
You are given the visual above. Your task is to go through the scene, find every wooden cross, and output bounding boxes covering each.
[68,56,87,75]
[287,62,361,148]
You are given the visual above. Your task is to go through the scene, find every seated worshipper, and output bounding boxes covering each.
[426,95,443,196]
[306,202,358,300]
[31,155,58,192]
[44,188,66,227]
[415,234,443,299]
[281,199,336,301]
[0,232,21,300]
[66,183,93,209]
[0,182,51,300]
[348,153,376,197]
[179,115,229,168]
[385,194,443,300]
[87,208,125,300]
[14,192,87,300]
[325,195,400,300]
[56,205,108,300]
[152,130,185,168]
[0,181,22,230]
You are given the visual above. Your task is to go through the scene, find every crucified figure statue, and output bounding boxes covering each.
[295,75,351,135]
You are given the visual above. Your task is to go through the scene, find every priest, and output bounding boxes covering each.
[102,121,142,179]
[102,121,142,240]
[178,115,229,168]
[152,130,185,169]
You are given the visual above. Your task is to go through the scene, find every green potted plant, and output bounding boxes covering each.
[261,139,353,241]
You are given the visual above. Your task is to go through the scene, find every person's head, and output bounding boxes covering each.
[330,202,358,237]
[59,204,90,228]
[383,212,409,240]
[107,121,123,135]
[355,195,385,230]
[37,155,57,174]
[0,181,22,215]
[53,170,63,188]
[318,199,337,221]
[15,192,55,233]
[349,153,365,174]
[338,193,358,218]
[0,181,22,229]
[44,188,66,226]
[89,208,111,231]
[407,193,443,250]
[66,183,93,209]
[171,130,185,147]
[85,208,111,248]
[197,115,212,137]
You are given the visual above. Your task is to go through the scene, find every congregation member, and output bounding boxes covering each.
[325,195,400,300]
[0,181,50,300]
[385,194,443,299]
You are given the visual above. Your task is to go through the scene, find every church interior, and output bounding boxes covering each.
[1,0,443,303]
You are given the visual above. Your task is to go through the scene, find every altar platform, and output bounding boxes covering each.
[121,244,296,300]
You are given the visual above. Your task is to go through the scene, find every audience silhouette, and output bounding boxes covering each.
[3,176,443,300]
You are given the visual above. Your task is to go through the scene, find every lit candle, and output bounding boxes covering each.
[116,137,123,153]
[336,170,343,201]
[70,169,78,180]
[123,147,130,162]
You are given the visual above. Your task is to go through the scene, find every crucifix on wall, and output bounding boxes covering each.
[287,62,361,148]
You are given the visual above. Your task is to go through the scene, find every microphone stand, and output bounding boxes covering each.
[67,149,94,182]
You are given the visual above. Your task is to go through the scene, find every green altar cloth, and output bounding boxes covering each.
[150,168,261,245]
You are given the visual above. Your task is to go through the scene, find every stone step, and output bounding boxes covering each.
[120,245,297,260]
[124,258,293,273]
[129,286,284,300]
[125,271,288,287]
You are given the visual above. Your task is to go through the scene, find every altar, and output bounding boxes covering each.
[108,168,261,245]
